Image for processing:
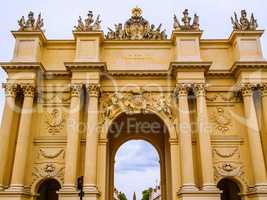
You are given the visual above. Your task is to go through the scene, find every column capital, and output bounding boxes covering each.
[86,83,100,97]
[70,83,82,97]
[260,83,267,97]
[239,83,257,97]
[2,83,18,97]
[175,83,192,97]
[21,83,35,97]
[194,83,206,97]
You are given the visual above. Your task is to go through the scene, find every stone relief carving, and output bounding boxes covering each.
[210,107,232,135]
[45,108,65,134]
[173,9,200,31]
[100,89,174,123]
[40,93,71,104]
[18,11,44,31]
[213,147,239,159]
[32,163,64,184]
[231,10,258,31]
[106,7,167,40]
[206,92,239,103]
[214,162,244,177]
[39,148,65,159]
[74,11,101,32]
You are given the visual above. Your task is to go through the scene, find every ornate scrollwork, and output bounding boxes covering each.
[32,163,64,184]
[231,10,258,31]
[173,9,200,31]
[87,83,100,97]
[210,107,232,135]
[45,108,65,134]
[175,83,192,96]
[18,11,44,31]
[214,162,244,177]
[106,7,167,40]
[260,83,267,97]
[2,83,18,97]
[194,83,206,97]
[74,11,101,32]
[239,83,257,97]
[100,89,174,123]
[70,84,82,97]
[21,83,35,97]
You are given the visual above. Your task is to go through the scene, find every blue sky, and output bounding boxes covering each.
[0,0,267,200]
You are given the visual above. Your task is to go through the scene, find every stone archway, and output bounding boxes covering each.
[36,178,61,200]
[217,178,241,200]
[106,113,172,200]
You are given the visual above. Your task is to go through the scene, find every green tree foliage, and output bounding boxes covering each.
[142,189,150,200]
[118,192,128,200]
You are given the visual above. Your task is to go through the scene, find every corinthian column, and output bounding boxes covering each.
[84,83,100,199]
[62,84,82,191]
[0,83,17,190]
[194,84,216,191]
[241,83,267,190]
[176,84,198,192]
[9,83,35,191]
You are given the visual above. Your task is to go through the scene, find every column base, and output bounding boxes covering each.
[178,189,221,200]
[83,185,100,200]
[247,186,267,200]
[0,190,31,200]
[58,187,80,200]
[179,184,199,193]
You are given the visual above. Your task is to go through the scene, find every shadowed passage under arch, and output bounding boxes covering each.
[37,179,61,200]
[217,178,241,200]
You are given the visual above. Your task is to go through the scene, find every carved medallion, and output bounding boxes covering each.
[45,108,65,134]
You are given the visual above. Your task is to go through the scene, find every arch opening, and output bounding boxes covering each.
[217,178,241,200]
[36,178,61,200]
[107,113,172,200]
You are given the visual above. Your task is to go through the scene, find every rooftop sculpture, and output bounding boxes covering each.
[106,7,167,40]
[74,11,101,31]
[231,10,258,31]
[18,11,44,31]
[173,9,200,31]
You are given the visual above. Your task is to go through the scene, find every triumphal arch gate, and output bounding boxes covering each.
[1,7,267,200]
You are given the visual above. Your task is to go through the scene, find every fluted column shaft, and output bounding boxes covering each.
[10,84,35,191]
[242,84,267,189]
[84,84,100,193]
[63,84,82,190]
[176,84,197,191]
[195,84,216,190]
[0,83,17,190]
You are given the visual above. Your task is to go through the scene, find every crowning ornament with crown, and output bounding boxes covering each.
[106,7,167,40]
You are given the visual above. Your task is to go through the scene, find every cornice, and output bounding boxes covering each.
[11,31,47,43]
[43,71,71,79]
[228,30,265,43]
[107,70,170,77]
[64,62,107,72]
[169,61,212,74]
[0,62,45,73]
[72,31,104,43]
[230,61,267,77]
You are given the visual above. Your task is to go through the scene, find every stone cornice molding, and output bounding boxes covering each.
[11,31,47,43]
[43,71,71,79]
[108,70,170,77]
[169,61,212,74]
[228,30,264,43]
[72,31,105,43]
[64,62,107,72]
[0,62,45,73]
[171,31,203,42]
[230,61,267,77]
